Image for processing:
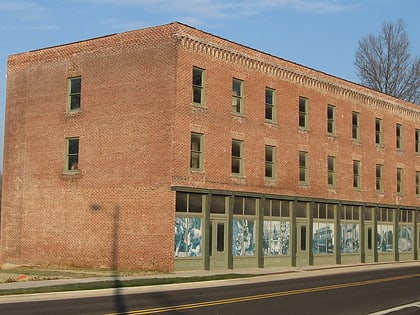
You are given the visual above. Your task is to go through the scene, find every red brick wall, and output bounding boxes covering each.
[2,23,181,271]
[2,22,419,271]
[171,23,420,208]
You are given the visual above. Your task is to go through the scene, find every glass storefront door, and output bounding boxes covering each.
[209,219,228,269]
[296,221,309,266]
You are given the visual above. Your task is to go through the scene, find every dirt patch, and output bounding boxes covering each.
[0,264,159,283]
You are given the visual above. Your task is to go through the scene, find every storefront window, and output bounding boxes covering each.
[263,199,290,256]
[377,208,394,253]
[174,217,202,257]
[398,209,413,252]
[174,192,204,257]
[313,203,335,254]
[233,219,256,256]
[340,205,360,254]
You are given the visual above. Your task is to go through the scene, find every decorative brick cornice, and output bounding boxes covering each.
[177,32,419,118]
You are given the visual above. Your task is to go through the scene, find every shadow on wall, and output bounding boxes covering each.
[90,203,127,314]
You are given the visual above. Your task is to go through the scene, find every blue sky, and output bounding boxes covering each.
[0,0,419,171]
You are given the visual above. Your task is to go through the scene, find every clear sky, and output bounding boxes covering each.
[0,0,419,171]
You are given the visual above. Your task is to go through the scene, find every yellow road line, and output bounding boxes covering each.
[105,272,420,315]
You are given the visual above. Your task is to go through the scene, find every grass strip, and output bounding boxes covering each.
[0,273,256,296]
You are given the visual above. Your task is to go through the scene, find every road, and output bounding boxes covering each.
[0,265,419,315]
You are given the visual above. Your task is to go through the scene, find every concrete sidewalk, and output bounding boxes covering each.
[0,261,418,304]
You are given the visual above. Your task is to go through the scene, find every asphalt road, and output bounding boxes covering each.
[0,265,419,315]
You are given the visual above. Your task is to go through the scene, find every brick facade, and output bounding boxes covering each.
[1,22,419,271]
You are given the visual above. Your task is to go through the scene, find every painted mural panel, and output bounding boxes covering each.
[263,221,290,255]
[233,219,256,256]
[312,222,334,254]
[340,223,360,253]
[377,224,393,252]
[174,217,202,257]
[398,226,413,252]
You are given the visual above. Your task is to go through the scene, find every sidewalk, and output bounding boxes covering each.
[0,261,418,304]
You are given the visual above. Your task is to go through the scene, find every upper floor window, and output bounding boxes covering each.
[416,129,420,154]
[67,77,81,111]
[327,156,336,188]
[353,160,361,189]
[396,123,403,150]
[299,97,308,129]
[299,151,308,185]
[376,164,383,193]
[416,171,420,196]
[397,167,403,194]
[265,88,276,121]
[265,145,276,179]
[192,67,205,105]
[65,137,79,172]
[190,133,203,170]
[232,140,243,175]
[232,78,244,114]
[352,111,360,140]
[375,118,383,145]
[327,104,336,135]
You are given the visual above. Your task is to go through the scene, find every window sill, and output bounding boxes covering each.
[191,103,207,109]
[265,119,278,125]
[62,170,80,178]
[264,178,277,186]
[231,112,246,118]
[231,175,246,185]
[190,168,204,173]
[64,109,82,117]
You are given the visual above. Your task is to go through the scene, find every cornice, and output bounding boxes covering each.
[177,32,419,118]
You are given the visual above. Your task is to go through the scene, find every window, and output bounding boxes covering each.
[352,111,360,140]
[67,77,81,111]
[190,133,203,170]
[299,151,308,184]
[265,88,276,121]
[313,203,335,255]
[396,123,403,150]
[299,97,308,129]
[398,209,413,252]
[265,145,275,178]
[232,78,244,114]
[175,192,204,257]
[232,140,243,175]
[378,208,394,253]
[327,156,336,188]
[192,67,205,105]
[375,118,383,145]
[397,168,403,193]
[327,105,336,135]
[376,164,383,192]
[417,171,420,196]
[233,197,257,256]
[65,137,79,172]
[340,205,360,254]
[416,129,420,154]
[263,199,290,256]
[353,160,361,189]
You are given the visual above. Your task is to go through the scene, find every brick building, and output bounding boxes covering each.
[1,22,419,272]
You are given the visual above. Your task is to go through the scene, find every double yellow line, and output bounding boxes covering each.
[106,273,420,315]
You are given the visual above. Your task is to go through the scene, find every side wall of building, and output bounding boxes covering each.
[1,24,180,271]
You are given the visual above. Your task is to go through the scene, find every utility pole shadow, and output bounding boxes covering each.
[91,203,127,314]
